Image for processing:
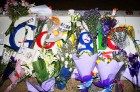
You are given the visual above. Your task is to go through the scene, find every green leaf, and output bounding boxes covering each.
[51,60,62,77]
[32,57,49,84]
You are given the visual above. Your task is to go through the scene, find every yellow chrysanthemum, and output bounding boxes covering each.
[56,40,62,48]
[70,34,76,45]
[53,30,59,36]
[101,15,104,18]
[127,25,135,40]
[107,59,111,63]
[96,59,101,64]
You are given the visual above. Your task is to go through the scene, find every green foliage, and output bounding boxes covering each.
[51,60,63,78]
[32,57,49,84]
[82,9,101,53]
[5,2,29,36]
[0,64,7,76]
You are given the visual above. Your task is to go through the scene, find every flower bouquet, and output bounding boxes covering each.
[81,9,100,53]
[99,10,117,48]
[123,53,140,91]
[94,59,124,92]
[4,0,34,36]
[110,26,128,49]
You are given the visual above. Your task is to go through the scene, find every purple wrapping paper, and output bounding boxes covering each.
[26,77,55,92]
[97,60,124,81]
[123,67,140,87]
[93,76,113,88]
[72,54,98,78]
[26,81,43,92]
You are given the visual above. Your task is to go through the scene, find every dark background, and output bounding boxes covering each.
[1,0,140,10]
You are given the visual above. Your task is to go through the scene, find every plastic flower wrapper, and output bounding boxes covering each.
[125,25,140,56]
[29,5,52,17]
[94,59,124,88]
[123,53,140,88]
[81,8,100,53]
[67,9,81,48]
[110,26,128,49]
[72,53,98,79]
[32,49,59,84]
[47,16,60,33]
[26,77,55,92]
[0,56,16,87]
[13,47,37,76]
[0,33,4,45]
[42,16,67,50]
[0,45,16,77]
[30,17,48,48]
[5,60,25,92]
[32,57,50,84]
[99,9,117,48]
[72,53,98,92]
[56,66,72,90]
[123,67,140,87]
[55,39,77,90]
[4,0,34,36]
[112,49,128,65]
[1,45,16,65]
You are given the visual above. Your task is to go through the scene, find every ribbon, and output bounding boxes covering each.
[75,73,96,92]
[26,77,55,92]
[93,78,113,88]
[77,73,99,90]
[98,83,114,92]
[9,19,36,51]
[78,79,93,90]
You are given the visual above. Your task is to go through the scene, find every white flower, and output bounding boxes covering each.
[65,61,68,65]
[69,68,72,72]
[25,25,29,30]
[21,65,32,76]
[61,57,64,61]
[69,54,72,59]
[68,9,75,16]
[65,53,69,57]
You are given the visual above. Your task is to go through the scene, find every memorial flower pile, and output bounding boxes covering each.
[1,2,140,91]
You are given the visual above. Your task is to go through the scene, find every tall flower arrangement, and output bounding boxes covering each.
[125,25,140,56]
[82,9,100,53]
[99,12,117,48]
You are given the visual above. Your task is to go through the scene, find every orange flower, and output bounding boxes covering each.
[51,16,60,26]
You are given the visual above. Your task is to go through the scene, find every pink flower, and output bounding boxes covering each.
[12,1,18,6]
[4,4,9,11]
[24,1,30,7]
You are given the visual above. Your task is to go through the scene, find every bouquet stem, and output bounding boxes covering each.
[5,21,15,36]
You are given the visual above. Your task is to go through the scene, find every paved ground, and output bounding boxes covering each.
[0,77,136,92]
